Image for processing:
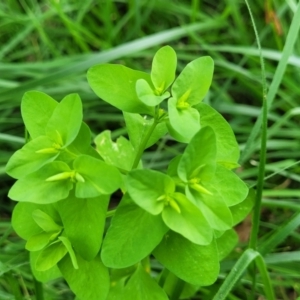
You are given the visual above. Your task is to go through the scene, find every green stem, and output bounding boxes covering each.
[244,1,268,300]
[158,268,169,288]
[244,0,268,251]
[131,118,158,169]
[169,276,185,300]
[33,277,44,300]
[106,209,116,218]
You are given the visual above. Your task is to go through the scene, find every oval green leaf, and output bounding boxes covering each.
[101,198,168,268]
[211,165,249,207]
[58,194,109,261]
[74,155,121,197]
[136,79,169,106]
[126,169,175,215]
[151,45,177,94]
[5,135,59,179]
[172,56,214,106]
[153,231,219,286]
[178,126,217,182]
[87,64,154,115]
[35,241,68,271]
[58,255,110,300]
[46,93,83,147]
[21,91,58,139]
[196,103,240,168]
[162,192,213,245]
[8,161,73,204]
[167,97,200,143]
[123,265,169,300]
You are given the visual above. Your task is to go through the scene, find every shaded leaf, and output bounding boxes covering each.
[101,197,168,268]
[123,265,168,300]
[186,186,233,231]
[58,194,109,260]
[231,188,255,226]
[30,251,61,283]
[153,232,219,286]
[123,112,167,150]
[58,255,109,300]
[215,229,238,261]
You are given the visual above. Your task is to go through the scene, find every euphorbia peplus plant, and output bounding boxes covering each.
[6,46,253,299]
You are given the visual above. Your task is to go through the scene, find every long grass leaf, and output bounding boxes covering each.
[258,212,300,255]
[240,3,300,163]
[213,249,275,300]
[0,20,223,101]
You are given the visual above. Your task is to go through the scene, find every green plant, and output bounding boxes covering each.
[6,45,254,299]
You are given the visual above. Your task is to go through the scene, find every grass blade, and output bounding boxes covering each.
[240,2,300,164]
[213,249,275,300]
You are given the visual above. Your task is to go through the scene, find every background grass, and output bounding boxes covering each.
[1,0,300,299]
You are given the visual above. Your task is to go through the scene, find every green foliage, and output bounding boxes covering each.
[153,232,219,286]
[101,196,168,268]
[6,45,252,299]
[122,265,169,300]
[87,64,154,115]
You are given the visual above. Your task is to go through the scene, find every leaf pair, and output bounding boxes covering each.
[135,45,177,107]
[88,46,177,114]
[126,168,213,246]
[6,92,83,179]
[107,264,169,300]
[11,202,76,272]
[169,126,248,232]
[167,56,214,143]
[9,155,121,203]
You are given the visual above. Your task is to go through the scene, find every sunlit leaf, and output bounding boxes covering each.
[151,45,177,94]
[21,91,58,139]
[35,241,67,271]
[87,64,154,115]
[126,169,175,215]
[74,155,121,197]
[8,161,73,203]
[172,56,214,106]
[162,193,213,245]
[46,93,83,147]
